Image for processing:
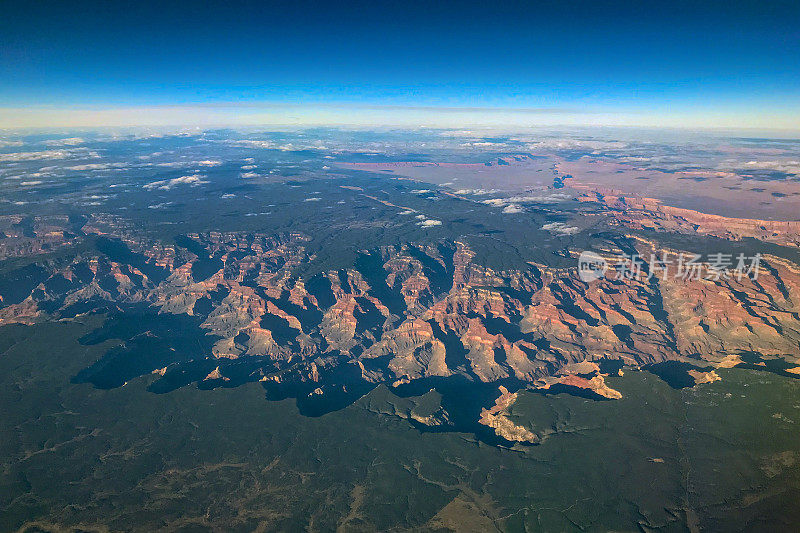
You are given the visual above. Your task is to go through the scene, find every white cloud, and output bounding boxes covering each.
[738,160,800,176]
[65,162,130,171]
[155,159,221,169]
[455,188,498,195]
[524,139,629,151]
[155,161,193,168]
[148,202,174,209]
[502,204,523,213]
[239,171,261,179]
[482,193,570,209]
[0,148,100,162]
[20,171,57,178]
[482,198,507,207]
[143,174,209,190]
[418,219,442,227]
[66,163,110,171]
[227,140,275,149]
[509,194,571,203]
[541,222,580,235]
[460,141,504,147]
[42,137,86,147]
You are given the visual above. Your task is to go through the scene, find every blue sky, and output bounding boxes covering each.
[1,0,799,129]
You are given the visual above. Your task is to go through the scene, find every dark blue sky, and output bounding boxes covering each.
[1,0,799,127]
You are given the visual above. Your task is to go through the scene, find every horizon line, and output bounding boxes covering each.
[1,102,799,134]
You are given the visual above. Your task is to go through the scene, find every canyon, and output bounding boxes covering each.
[2,212,799,445]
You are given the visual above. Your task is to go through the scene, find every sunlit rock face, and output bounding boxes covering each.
[577,192,800,247]
[3,213,800,441]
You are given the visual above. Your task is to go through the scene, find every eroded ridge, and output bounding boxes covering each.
[2,215,799,443]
